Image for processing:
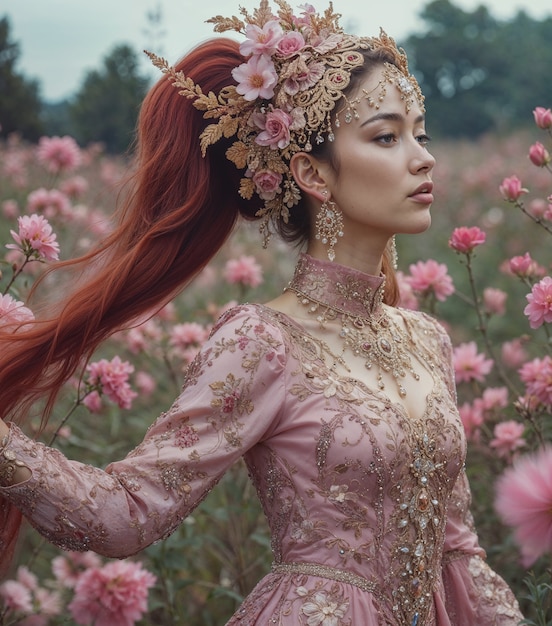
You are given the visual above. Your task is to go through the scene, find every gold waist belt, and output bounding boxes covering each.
[271,561,377,593]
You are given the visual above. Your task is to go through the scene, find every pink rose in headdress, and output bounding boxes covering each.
[250,169,283,200]
[252,108,293,149]
[283,59,325,95]
[232,55,278,101]
[276,31,306,57]
[240,20,283,57]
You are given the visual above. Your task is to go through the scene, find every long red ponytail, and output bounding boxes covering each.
[0,37,251,576]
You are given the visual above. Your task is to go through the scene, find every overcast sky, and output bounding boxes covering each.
[3,0,551,101]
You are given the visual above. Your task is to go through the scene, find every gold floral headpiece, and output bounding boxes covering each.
[147,0,424,245]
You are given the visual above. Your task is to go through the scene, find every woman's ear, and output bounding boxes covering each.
[289,152,329,203]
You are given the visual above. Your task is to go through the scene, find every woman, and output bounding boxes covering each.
[0,1,522,623]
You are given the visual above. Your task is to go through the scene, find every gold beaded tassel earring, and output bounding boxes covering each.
[315,191,344,262]
[388,235,398,270]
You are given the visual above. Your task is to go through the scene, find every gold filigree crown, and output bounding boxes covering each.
[147,0,424,245]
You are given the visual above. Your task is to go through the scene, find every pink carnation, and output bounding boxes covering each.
[7,214,60,261]
[481,386,509,410]
[490,421,526,459]
[495,445,552,566]
[406,259,455,302]
[0,580,33,613]
[501,338,528,369]
[508,252,545,278]
[68,560,156,626]
[524,276,552,329]
[0,294,34,328]
[458,401,484,441]
[223,255,263,288]
[453,341,493,383]
[169,322,208,349]
[448,226,486,253]
[483,287,507,316]
[52,552,102,589]
[85,355,137,409]
[396,270,419,310]
[36,135,82,174]
[27,188,71,219]
[518,356,552,407]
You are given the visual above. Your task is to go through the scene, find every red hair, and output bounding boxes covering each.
[0,37,252,576]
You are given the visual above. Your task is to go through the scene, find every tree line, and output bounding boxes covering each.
[1,0,551,153]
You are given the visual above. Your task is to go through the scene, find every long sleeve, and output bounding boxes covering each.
[0,306,286,558]
[440,470,522,623]
[418,311,523,622]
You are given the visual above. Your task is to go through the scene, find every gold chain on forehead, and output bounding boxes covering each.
[147,1,424,246]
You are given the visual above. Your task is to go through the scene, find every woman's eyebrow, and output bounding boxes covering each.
[360,112,425,127]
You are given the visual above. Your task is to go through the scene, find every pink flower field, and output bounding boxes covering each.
[0,106,552,623]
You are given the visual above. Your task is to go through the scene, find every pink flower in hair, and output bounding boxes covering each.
[533,106,552,129]
[36,135,82,174]
[499,175,528,202]
[0,294,34,328]
[251,168,283,200]
[240,20,284,57]
[524,276,552,329]
[453,341,493,383]
[490,420,526,459]
[277,31,306,56]
[495,445,552,566]
[448,226,486,253]
[406,259,455,302]
[68,560,156,626]
[232,54,278,101]
[252,108,293,149]
[223,255,263,288]
[283,59,325,96]
[7,214,60,261]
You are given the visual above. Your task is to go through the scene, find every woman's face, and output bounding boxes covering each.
[315,63,436,253]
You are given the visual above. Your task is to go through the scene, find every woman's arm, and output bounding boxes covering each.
[0,306,285,558]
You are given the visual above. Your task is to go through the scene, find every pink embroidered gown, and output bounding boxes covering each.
[0,255,522,625]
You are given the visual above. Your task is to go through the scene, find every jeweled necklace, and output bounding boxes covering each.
[286,254,420,397]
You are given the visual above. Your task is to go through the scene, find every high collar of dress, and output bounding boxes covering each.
[289,253,386,320]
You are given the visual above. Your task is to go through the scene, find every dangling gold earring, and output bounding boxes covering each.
[388,235,398,270]
[315,191,344,262]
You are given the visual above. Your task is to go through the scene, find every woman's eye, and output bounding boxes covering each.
[416,134,432,146]
[376,133,396,144]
